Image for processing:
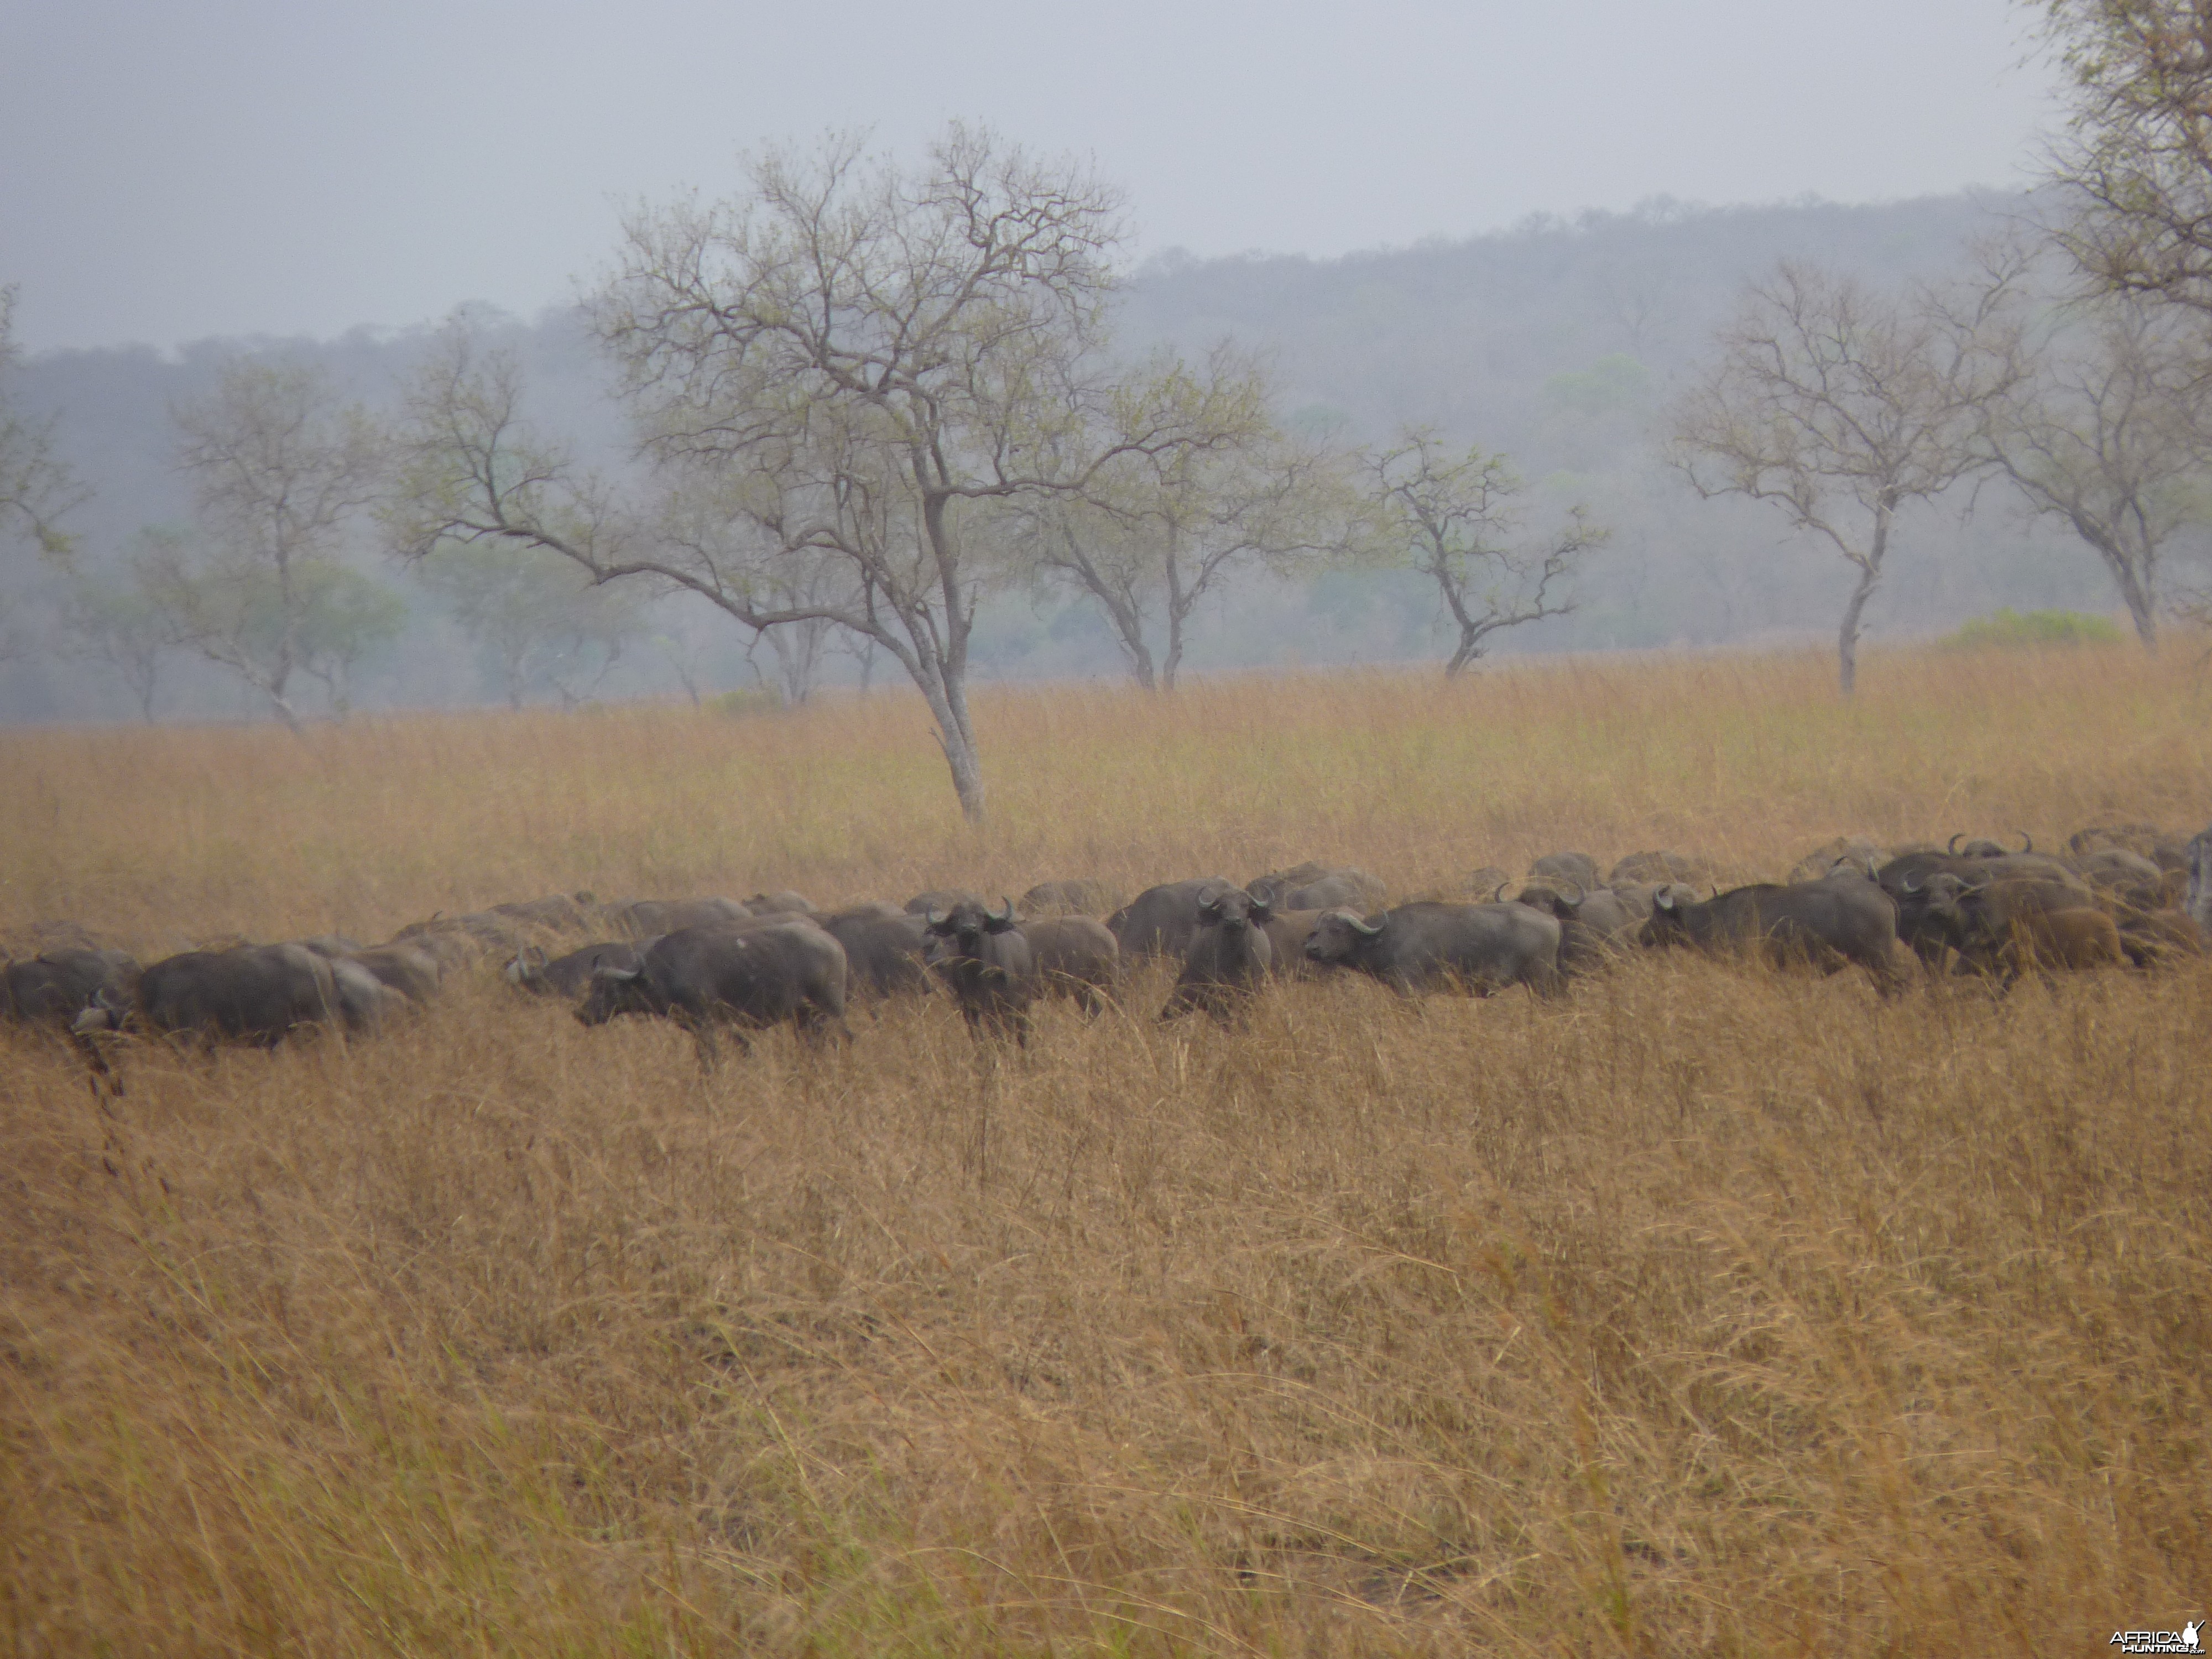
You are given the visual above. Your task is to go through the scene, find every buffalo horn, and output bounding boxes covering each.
[992,898,1015,925]
[1655,889,1674,911]
[1348,911,1385,936]
[2017,831,2034,853]
[1901,873,1923,894]
[591,964,641,984]
[926,908,948,929]
[1561,880,1585,908]
[1493,881,1510,902]
[1947,833,1965,854]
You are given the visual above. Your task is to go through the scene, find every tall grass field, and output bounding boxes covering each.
[4,643,2210,1655]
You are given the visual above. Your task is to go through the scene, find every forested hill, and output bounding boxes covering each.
[4,189,2129,722]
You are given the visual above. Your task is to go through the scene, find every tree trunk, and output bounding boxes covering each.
[1443,630,1480,677]
[1836,563,1880,696]
[1836,503,1891,697]
[2111,555,2158,652]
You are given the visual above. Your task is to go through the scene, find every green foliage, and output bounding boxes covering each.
[711,687,784,718]
[1939,607,2125,648]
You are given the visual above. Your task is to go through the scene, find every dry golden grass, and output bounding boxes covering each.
[3,641,2210,1654]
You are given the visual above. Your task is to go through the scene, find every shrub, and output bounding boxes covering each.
[709,687,784,718]
[1940,607,2124,648]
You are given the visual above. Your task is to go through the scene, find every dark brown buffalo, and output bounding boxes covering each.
[923,899,1037,1044]
[604,897,755,938]
[1160,890,1273,1022]
[1260,909,1326,979]
[1109,878,1239,959]
[3,949,139,1028]
[1644,879,1907,994]
[76,943,341,1047]
[818,910,932,1001]
[1019,879,1118,917]
[575,923,849,1065]
[1026,916,1120,1014]
[507,941,646,998]
[1306,902,1563,998]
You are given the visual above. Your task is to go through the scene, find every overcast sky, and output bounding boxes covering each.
[1,0,2061,354]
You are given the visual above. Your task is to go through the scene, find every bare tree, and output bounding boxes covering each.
[1025,348,1359,690]
[1981,292,2212,649]
[161,357,390,728]
[1667,260,2026,695]
[395,127,1227,821]
[1366,427,1605,677]
[2035,1,2212,315]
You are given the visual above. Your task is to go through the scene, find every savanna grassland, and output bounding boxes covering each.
[4,644,2211,1656]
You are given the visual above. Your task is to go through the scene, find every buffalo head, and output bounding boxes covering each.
[924,898,1020,962]
[1303,907,1386,964]
[1199,890,1271,932]
[575,963,651,1026]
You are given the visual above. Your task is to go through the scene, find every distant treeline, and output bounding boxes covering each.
[0,188,2150,726]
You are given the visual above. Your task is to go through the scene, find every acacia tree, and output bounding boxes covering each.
[1981,293,2212,649]
[158,357,392,728]
[1667,261,2026,695]
[1366,427,1604,677]
[395,126,1230,821]
[2035,1,2212,314]
[0,286,85,650]
[1025,349,1359,690]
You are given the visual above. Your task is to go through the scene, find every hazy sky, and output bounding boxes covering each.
[1,0,2061,353]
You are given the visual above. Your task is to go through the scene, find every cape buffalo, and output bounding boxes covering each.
[1609,850,1706,886]
[575,922,849,1065]
[605,897,755,938]
[2114,907,2205,967]
[746,890,816,916]
[491,893,599,931]
[1248,867,1386,912]
[301,939,442,1006]
[506,940,646,998]
[1910,873,2128,982]
[1160,889,1273,1022]
[328,958,409,1033]
[1529,852,1600,890]
[906,889,983,916]
[1513,883,1638,975]
[1025,916,1119,1015]
[819,910,933,1002]
[1786,837,1884,884]
[1261,909,1326,979]
[1305,902,1563,998]
[1645,879,1907,994]
[3,949,139,1027]
[1109,878,1239,959]
[924,899,1036,1044]
[1019,879,1118,917]
[76,943,341,1047]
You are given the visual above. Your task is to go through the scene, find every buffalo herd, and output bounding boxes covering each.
[12,825,2212,1078]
